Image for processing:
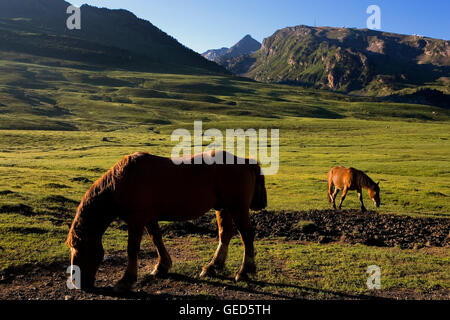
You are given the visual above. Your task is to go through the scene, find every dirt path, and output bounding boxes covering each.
[0,210,449,300]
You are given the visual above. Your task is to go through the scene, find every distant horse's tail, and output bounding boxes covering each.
[327,168,333,203]
[250,164,267,211]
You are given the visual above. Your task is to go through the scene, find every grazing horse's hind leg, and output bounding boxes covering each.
[331,187,339,210]
[200,210,234,278]
[114,223,144,292]
[232,207,256,282]
[338,187,348,210]
[327,181,334,203]
[146,221,172,277]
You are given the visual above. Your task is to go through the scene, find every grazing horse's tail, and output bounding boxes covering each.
[250,164,267,211]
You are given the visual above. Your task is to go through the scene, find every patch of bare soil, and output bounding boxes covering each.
[164,210,450,249]
[1,248,283,301]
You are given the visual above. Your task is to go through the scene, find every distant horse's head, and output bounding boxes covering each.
[368,182,381,208]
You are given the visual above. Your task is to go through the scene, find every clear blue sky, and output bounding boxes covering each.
[69,0,450,53]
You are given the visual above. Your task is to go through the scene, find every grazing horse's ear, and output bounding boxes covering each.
[377,181,380,186]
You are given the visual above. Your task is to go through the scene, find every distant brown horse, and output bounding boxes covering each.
[66,151,267,291]
[327,166,380,212]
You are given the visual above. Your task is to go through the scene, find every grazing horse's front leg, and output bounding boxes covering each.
[357,189,367,213]
[200,210,234,278]
[146,221,172,277]
[114,223,144,292]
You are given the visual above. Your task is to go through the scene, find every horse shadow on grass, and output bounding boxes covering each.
[93,272,392,301]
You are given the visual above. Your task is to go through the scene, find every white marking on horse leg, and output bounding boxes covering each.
[212,240,229,266]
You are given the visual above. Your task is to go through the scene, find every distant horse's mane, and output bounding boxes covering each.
[66,153,143,248]
[353,167,377,190]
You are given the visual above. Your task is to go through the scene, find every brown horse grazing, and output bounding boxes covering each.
[327,166,380,213]
[66,150,267,291]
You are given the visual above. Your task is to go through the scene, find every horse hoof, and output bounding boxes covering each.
[113,275,136,293]
[113,281,133,293]
[235,272,250,282]
[200,265,217,278]
[151,268,169,278]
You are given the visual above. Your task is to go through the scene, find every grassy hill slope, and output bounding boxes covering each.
[1,59,449,132]
[0,0,226,74]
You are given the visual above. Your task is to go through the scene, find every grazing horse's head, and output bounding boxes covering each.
[65,153,135,289]
[66,201,106,290]
[65,188,115,290]
[68,235,104,290]
[368,182,381,208]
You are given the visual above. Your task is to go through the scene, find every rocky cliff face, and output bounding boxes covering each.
[239,25,449,95]
[203,47,228,61]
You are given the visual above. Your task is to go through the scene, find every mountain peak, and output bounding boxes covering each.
[202,34,261,62]
[235,34,259,45]
[228,35,261,57]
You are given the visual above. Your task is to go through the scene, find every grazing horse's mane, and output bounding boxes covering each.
[66,153,143,248]
[354,168,378,190]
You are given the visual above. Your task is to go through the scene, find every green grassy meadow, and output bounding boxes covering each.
[0,59,449,295]
[171,237,449,296]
